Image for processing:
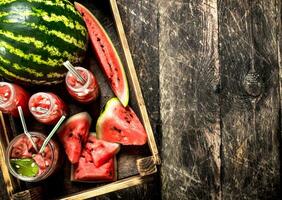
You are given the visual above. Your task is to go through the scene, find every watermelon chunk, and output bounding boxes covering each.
[62,137,82,164]
[96,98,147,145]
[10,137,32,158]
[72,133,119,181]
[74,156,115,181]
[33,154,47,170]
[85,134,120,167]
[74,2,129,107]
[58,112,92,164]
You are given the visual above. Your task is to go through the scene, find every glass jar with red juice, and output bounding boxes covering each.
[6,132,61,182]
[0,82,30,117]
[65,67,99,103]
[28,92,67,125]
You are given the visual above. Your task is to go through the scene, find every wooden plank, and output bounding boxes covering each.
[0,112,17,199]
[279,0,282,164]
[219,0,281,198]
[59,176,147,200]
[159,0,221,199]
[110,0,160,164]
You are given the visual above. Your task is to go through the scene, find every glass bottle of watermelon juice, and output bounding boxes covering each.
[6,132,61,182]
[0,82,30,117]
[65,67,99,103]
[29,92,67,125]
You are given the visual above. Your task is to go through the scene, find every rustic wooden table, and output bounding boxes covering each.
[1,0,281,199]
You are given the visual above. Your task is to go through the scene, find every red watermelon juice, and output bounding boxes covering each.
[6,132,61,182]
[29,92,67,125]
[0,82,30,117]
[65,67,99,103]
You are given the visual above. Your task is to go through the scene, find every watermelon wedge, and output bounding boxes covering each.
[85,134,120,167]
[96,98,147,145]
[74,2,129,107]
[58,112,92,164]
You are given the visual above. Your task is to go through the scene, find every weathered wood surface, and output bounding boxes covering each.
[1,0,282,199]
[159,0,221,199]
[219,0,281,199]
[159,0,281,199]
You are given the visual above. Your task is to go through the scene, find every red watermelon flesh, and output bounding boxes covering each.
[33,154,45,169]
[96,98,147,145]
[85,134,120,167]
[58,112,92,164]
[10,137,32,158]
[63,137,81,164]
[74,150,115,181]
[74,2,129,107]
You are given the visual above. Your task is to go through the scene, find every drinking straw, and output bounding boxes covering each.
[39,115,66,154]
[18,106,39,152]
[63,61,86,84]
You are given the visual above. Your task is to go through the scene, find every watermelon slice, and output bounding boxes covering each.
[58,112,92,164]
[96,98,147,145]
[85,134,120,167]
[75,2,129,107]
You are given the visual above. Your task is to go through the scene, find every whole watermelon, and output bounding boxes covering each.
[0,0,88,85]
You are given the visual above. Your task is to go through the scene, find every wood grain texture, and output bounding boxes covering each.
[0,169,9,200]
[159,0,221,199]
[279,1,282,187]
[219,0,281,199]
[59,176,148,200]
[0,113,17,199]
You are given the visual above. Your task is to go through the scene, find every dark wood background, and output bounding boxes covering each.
[1,0,281,199]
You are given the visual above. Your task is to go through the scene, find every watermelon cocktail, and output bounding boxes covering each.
[29,92,67,125]
[6,132,60,182]
[0,82,30,117]
[65,67,99,103]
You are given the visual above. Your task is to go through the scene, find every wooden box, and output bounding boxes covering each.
[0,0,160,199]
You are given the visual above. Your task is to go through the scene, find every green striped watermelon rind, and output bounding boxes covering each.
[0,0,88,85]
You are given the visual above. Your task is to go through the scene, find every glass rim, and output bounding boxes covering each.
[65,67,92,92]
[28,92,55,117]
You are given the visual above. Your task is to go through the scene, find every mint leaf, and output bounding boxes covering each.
[10,158,39,177]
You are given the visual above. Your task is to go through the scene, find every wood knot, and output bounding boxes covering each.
[243,69,263,97]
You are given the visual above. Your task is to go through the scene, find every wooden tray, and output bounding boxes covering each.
[0,0,160,199]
